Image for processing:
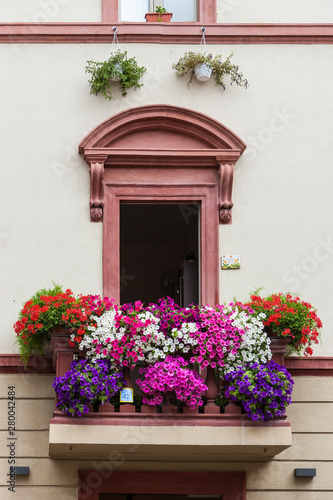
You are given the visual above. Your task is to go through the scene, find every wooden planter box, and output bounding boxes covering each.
[145,12,173,22]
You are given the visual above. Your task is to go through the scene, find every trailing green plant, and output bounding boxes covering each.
[86,50,146,101]
[172,51,249,90]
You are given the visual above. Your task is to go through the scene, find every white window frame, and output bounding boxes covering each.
[118,0,197,22]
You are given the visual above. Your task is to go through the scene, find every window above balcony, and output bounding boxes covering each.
[119,0,197,22]
[102,0,217,24]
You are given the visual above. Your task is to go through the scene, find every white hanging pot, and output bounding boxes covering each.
[110,63,123,81]
[194,63,212,82]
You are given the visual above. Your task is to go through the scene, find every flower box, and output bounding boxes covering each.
[145,13,173,22]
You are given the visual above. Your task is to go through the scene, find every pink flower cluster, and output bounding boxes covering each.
[76,302,161,369]
[190,305,245,369]
[137,355,208,409]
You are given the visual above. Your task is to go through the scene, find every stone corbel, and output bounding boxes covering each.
[87,155,108,222]
[218,162,234,224]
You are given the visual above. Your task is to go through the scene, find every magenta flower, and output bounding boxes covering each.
[137,355,208,409]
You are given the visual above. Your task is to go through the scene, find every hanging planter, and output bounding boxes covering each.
[173,51,249,90]
[194,63,212,82]
[172,27,248,90]
[85,27,146,101]
[145,7,172,22]
[109,62,123,81]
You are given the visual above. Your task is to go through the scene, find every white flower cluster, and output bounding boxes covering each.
[72,309,199,366]
[145,322,199,363]
[220,307,271,375]
[72,309,161,364]
[71,308,117,358]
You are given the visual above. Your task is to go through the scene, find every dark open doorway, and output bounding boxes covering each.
[120,203,200,305]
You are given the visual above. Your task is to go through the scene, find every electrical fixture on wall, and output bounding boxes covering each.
[294,468,316,477]
[13,467,30,475]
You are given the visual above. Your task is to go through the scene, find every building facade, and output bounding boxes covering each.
[1,1,333,498]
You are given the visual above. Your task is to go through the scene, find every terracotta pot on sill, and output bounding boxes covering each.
[265,327,292,366]
[48,325,68,338]
[145,12,173,22]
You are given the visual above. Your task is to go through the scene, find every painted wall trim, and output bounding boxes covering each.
[1,354,333,375]
[0,23,333,44]
[285,357,333,376]
[0,354,54,373]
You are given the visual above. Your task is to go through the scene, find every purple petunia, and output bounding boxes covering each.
[224,360,294,421]
[52,359,123,416]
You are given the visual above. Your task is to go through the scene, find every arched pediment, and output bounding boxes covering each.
[78,104,246,224]
[79,104,246,153]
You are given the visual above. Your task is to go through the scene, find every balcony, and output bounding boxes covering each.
[48,330,292,461]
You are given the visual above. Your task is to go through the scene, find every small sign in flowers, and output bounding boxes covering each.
[120,388,134,403]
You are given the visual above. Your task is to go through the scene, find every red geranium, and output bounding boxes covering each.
[14,285,114,366]
[247,292,322,356]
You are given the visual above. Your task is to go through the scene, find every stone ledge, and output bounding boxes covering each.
[49,419,292,461]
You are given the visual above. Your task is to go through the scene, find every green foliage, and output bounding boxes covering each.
[85,50,146,101]
[155,6,167,19]
[155,6,167,14]
[214,395,229,412]
[172,51,249,90]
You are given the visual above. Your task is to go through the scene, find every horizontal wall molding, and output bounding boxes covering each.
[0,354,54,374]
[0,23,333,44]
[285,357,333,376]
[0,354,333,375]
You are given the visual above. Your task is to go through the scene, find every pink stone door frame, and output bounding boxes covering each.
[79,105,246,305]
[104,185,217,305]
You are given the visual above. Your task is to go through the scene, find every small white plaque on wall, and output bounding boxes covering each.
[222,255,240,270]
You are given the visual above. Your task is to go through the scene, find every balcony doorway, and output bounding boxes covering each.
[120,203,199,306]
[79,471,246,500]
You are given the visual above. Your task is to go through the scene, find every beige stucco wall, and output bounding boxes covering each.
[216,0,333,23]
[0,42,332,355]
[0,0,102,22]
[2,0,333,23]
[0,374,332,498]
